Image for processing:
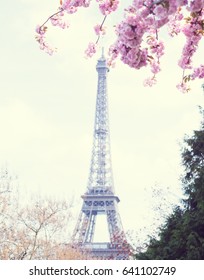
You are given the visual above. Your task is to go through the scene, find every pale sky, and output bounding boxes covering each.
[1,1,204,243]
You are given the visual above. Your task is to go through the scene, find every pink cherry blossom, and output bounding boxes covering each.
[50,12,70,29]
[187,0,204,12]
[191,65,204,79]
[35,25,56,55]
[168,13,182,37]
[143,76,157,87]
[176,82,190,93]
[153,5,168,20]
[35,0,204,92]
[94,24,106,36]
[150,61,161,74]
[85,42,97,57]
[97,0,120,15]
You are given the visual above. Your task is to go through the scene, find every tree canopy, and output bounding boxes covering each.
[36,1,204,92]
[136,109,204,260]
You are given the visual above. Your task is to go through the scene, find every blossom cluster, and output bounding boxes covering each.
[50,10,70,29]
[35,25,56,55]
[62,0,91,12]
[35,1,92,55]
[178,16,203,70]
[35,0,204,92]
[96,0,119,15]
[94,24,106,36]
[85,42,97,57]
[107,1,204,92]
[167,9,183,37]
[108,5,166,84]
[192,65,204,79]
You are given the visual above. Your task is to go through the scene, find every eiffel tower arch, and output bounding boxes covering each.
[72,51,130,260]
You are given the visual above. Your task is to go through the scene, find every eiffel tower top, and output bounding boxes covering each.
[96,48,109,71]
[101,47,105,60]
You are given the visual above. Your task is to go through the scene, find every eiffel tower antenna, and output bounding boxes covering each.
[72,53,130,259]
[101,46,105,59]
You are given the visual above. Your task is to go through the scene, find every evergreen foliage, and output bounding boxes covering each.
[136,109,204,260]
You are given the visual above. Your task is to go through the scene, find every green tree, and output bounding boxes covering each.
[136,109,204,260]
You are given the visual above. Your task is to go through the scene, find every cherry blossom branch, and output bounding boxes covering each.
[85,15,108,58]
[95,15,107,44]
[177,10,204,92]
[35,1,204,92]
[39,8,65,31]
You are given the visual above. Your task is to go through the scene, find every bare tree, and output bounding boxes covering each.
[16,198,72,259]
[128,185,180,256]
[0,168,92,260]
[0,168,20,259]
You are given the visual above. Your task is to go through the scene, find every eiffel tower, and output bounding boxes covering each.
[72,51,130,259]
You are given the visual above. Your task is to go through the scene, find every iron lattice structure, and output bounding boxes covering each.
[72,53,130,259]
